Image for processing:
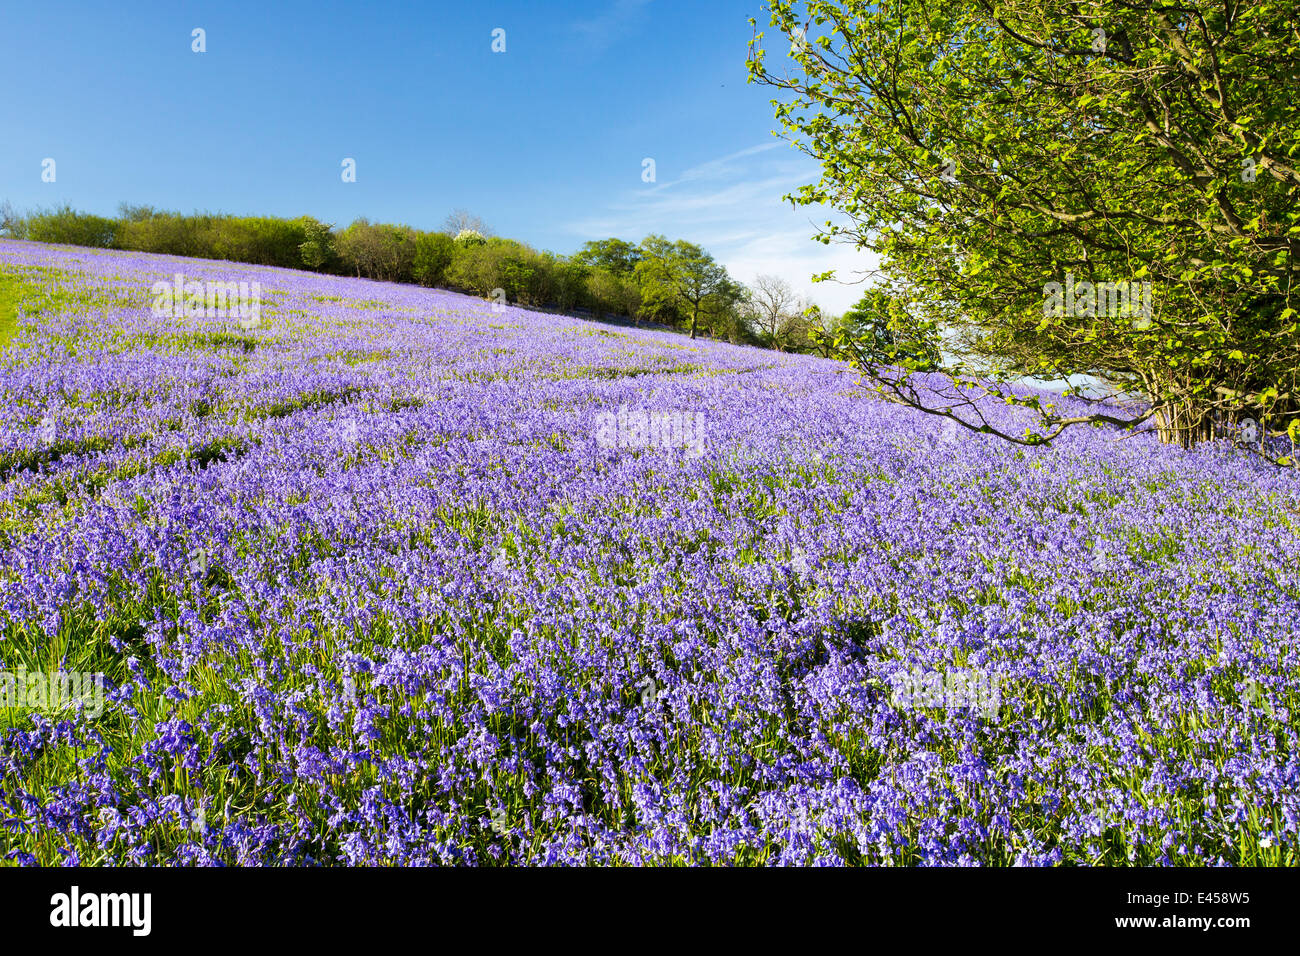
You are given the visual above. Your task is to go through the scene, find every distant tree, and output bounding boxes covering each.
[574,238,643,275]
[749,273,801,348]
[446,236,532,297]
[412,231,454,286]
[442,209,492,237]
[0,201,25,238]
[703,281,759,344]
[116,203,157,223]
[799,303,825,351]
[636,235,740,339]
[202,216,309,268]
[334,219,374,278]
[586,267,641,319]
[771,298,819,353]
[298,217,335,271]
[23,206,117,248]
[378,224,417,282]
[335,219,416,281]
[834,287,942,369]
[114,209,210,258]
[804,306,843,358]
[535,254,588,312]
[498,241,539,304]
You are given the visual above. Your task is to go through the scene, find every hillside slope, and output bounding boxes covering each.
[0,239,1297,866]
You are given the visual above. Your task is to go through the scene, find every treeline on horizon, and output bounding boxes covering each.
[0,202,855,354]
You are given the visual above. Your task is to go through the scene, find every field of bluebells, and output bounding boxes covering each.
[0,237,1297,867]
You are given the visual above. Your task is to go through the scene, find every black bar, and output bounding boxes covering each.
[0,865,1287,944]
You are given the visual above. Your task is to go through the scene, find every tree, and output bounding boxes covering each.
[542,254,589,312]
[116,203,157,223]
[22,206,117,248]
[298,217,335,271]
[586,267,641,318]
[442,209,492,237]
[0,201,26,238]
[836,287,942,368]
[780,302,827,354]
[334,220,377,278]
[574,238,643,275]
[749,0,1300,462]
[114,209,207,257]
[336,219,415,281]
[705,281,761,344]
[412,231,454,286]
[771,297,826,353]
[636,235,740,339]
[445,236,532,298]
[749,273,800,348]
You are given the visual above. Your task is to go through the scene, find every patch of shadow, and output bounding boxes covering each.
[245,386,363,421]
[0,434,114,481]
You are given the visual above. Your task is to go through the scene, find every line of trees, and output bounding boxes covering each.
[0,201,848,351]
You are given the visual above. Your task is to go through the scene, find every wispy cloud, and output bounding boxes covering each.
[570,0,654,51]
[643,141,786,193]
[565,142,877,313]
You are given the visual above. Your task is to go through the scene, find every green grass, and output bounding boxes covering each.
[0,263,134,351]
[0,269,26,349]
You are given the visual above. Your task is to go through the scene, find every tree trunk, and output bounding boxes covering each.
[1154,401,1214,449]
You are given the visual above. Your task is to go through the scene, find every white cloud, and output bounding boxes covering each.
[723,227,879,313]
[642,142,785,193]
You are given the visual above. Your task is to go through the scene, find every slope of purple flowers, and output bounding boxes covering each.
[0,238,1297,866]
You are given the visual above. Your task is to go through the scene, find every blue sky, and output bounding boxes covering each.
[0,0,874,312]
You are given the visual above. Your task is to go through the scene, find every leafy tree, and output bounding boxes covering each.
[781,301,825,353]
[700,276,750,341]
[335,219,380,278]
[635,235,740,339]
[585,267,642,318]
[498,243,538,304]
[446,236,528,297]
[116,203,157,223]
[412,231,454,286]
[116,210,216,259]
[535,253,588,312]
[204,217,309,268]
[298,217,336,271]
[749,0,1300,461]
[22,206,118,248]
[835,287,942,368]
[769,298,826,353]
[703,283,764,344]
[335,219,415,281]
[574,238,643,275]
